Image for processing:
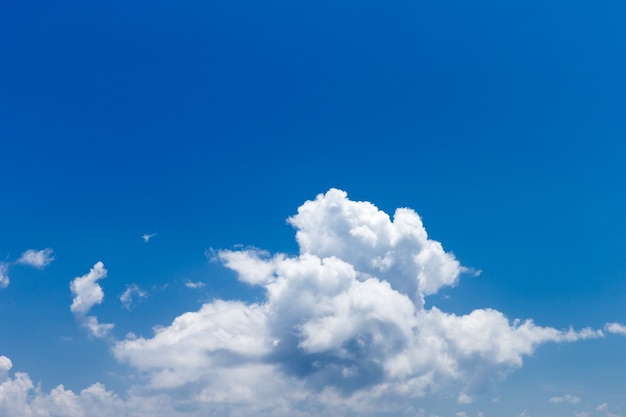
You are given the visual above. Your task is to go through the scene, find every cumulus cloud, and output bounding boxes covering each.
[108,189,603,415]
[0,190,600,416]
[17,248,55,269]
[70,262,114,337]
[120,284,147,310]
[597,403,608,411]
[0,263,8,288]
[549,394,580,404]
[142,233,156,243]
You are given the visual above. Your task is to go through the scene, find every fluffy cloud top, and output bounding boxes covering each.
[110,189,602,414]
[17,248,55,269]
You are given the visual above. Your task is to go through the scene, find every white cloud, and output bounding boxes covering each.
[455,412,469,417]
[120,284,147,310]
[519,411,530,417]
[0,189,600,416]
[70,262,114,337]
[184,281,205,289]
[108,189,602,414]
[549,394,580,404]
[597,403,608,411]
[142,233,156,243]
[0,263,9,288]
[0,357,132,417]
[70,262,107,315]
[574,412,589,417]
[605,322,626,336]
[458,393,473,404]
[17,248,55,269]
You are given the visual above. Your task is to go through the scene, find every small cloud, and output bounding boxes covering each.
[83,315,114,338]
[142,233,156,243]
[455,412,468,417]
[185,281,206,289]
[17,248,55,269]
[549,394,580,404]
[574,412,589,417]
[519,411,530,417]
[120,284,147,310]
[69,262,114,338]
[0,263,9,288]
[597,404,608,411]
[605,323,626,336]
[457,393,473,404]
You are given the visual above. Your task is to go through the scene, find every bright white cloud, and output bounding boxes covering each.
[0,263,8,289]
[70,262,107,315]
[120,284,147,310]
[17,248,55,269]
[70,262,114,338]
[605,322,626,336]
[0,190,602,416]
[142,233,156,243]
[109,189,603,415]
[549,394,580,404]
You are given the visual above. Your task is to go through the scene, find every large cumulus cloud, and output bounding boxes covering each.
[109,189,602,414]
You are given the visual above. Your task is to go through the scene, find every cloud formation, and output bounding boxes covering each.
[0,263,8,288]
[549,394,581,404]
[605,322,626,336]
[17,248,55,269]
[0,190,607,416]
[109,189,602,414]
[70,262,114,338]
[120,284,147,310]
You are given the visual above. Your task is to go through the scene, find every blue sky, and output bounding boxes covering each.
[2,0,626,416]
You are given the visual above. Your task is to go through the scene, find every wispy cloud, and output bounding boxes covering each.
[0,263,9,288]
[142,233,156,243]
[457,393,473,404]
[184,281,205,289]
[549,394,580,404]
[120,284,147,310]
[17,248,55,269]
